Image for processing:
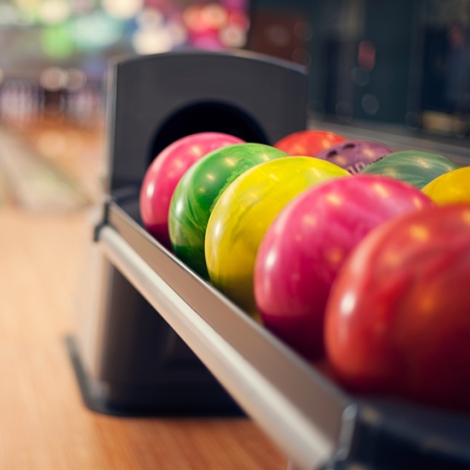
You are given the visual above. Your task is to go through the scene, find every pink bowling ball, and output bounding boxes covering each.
[140,132,244,248]
[254,175,434,361]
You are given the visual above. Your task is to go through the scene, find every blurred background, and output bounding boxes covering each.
[0,0,469,212]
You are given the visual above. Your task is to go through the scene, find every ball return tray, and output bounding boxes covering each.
[94,191,470,470]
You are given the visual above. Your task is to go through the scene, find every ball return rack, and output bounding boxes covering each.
[69,50,470,470]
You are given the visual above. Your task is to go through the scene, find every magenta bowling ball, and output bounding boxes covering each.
[254,175,434,361]
[316,140,393,174]
[140,132,243,248]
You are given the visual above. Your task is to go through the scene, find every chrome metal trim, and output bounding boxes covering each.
[99,225,348,470]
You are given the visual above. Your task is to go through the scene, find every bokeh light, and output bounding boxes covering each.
[102,0,144,19]
[41,24,75,58]
[70,10,124,50]
[39,0,71,24]
[0,0,250,131]
[66,69,87,91]
[132,25,174,54]
[40,67,68,91]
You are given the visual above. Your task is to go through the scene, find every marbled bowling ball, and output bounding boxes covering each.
[360,150,460,189]
[315,140,393,174]
[274,130,346,157]
[422,166,470,205]
[205,157,350,316]
[140,132,244,248]
[169,143,287,278]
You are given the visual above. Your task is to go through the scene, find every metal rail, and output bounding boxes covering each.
[98,224,355,470]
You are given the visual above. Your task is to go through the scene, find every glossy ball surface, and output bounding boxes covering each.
[140,132,243,248]
[169,143,287,278]
[315,140,392,174]
[205,157,350,315]
[360,150,459,189]
[422,166,470,204]
[325,204,470,411]
[274,130,346,157]
[255,175,434,360]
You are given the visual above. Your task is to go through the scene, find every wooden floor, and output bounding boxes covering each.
[0,206,286,469]
[0,120,287,469]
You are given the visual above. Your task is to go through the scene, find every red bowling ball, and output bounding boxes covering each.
[274,130,346,157]
[140,132,243,248]
[254,175,434,361]
[325,204,470,412]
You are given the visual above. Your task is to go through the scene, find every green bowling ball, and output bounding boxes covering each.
[360,150,460,189]
[169,143,288,278]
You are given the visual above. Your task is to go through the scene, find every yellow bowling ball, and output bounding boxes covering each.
[422,166,470,204]
[205,156,350,315]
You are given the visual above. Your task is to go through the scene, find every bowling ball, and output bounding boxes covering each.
[169,143,287,278]
[254,175,434,361]
[315,140,393,174]
[325,204,470,412]
[205,157,350,315]
[360,150,460,189]
[422,166,470,204]
[140,132,243,248]
[274,130,346,157]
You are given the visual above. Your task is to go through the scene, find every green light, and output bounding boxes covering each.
[41,23,74,58]
[70,10,124,50]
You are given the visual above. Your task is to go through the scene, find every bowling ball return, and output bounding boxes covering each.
[69,50,470,470]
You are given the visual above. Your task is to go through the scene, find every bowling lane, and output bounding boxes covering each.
[0,117,104,213]
[0,122,286,469]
